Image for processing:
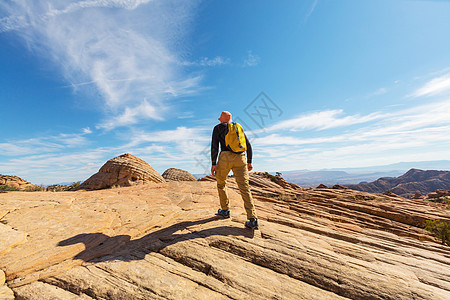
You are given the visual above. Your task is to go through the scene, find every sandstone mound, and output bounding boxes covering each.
[162,168,196,182]
[0,175,39,191]
[76,154,164,190]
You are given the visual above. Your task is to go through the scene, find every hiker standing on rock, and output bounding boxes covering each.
[211,111,258,229]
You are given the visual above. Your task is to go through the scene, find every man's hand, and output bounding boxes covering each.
[211,165,217,176]
[247,163,253,171]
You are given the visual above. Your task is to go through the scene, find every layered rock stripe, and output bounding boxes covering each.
[1,173,449,299]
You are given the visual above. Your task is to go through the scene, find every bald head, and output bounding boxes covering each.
[218,111,232,123]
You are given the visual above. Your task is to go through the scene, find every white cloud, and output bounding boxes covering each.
[412,73,450,97]
[243,50,260,67]
[0,130,91,156]
[304,0,318,23]
[266,109,384,132]
[250,99,450,171]
[0,0,200,128]
[82,127,93,134]
[199,56,230,66]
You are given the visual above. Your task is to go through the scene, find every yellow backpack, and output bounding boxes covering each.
[225,122,247,153]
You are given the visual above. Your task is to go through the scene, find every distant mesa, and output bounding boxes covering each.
[346,168,450,198]
[75,153,165,191]
[0,175,39,191]
[162,168,197,182]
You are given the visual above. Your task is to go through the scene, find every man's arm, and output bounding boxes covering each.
[245,133,253,171]
[211,126,219,175]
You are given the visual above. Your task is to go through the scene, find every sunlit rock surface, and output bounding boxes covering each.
[1,173,449,299]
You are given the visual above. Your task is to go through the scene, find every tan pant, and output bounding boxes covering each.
[216,151,257,219]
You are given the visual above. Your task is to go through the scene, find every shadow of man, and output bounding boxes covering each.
[58,216,254,263]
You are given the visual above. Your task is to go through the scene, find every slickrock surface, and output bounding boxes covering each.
[162,168,197,182]
[75,153,164,190]
[0,269,14,299]
[1,173,450,299]
[0,175,38,191]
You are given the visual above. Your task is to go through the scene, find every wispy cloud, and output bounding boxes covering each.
[252,98,450,170]
[199,56,230,67]
[411,73,450,97]
[304,0,319,23]
[266,109,384,132]
[0,0,200,129]
[0,130,91,157]
[243,50,260,67]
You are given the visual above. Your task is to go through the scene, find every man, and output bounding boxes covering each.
[211,111,258,229]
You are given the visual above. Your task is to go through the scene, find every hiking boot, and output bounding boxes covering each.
[217,208,230,218]
[245,218,259,230]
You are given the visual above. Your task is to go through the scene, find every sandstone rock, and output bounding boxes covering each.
[412,192,424,199]
[0,224,27,255]
[0,175,39,191]
[0,269,14,300]
[316,183,329,189]
[383,190,399,197]
[1,177,450,299]
[427,192,439,199]
[13,281,93,299]
[436,189,450,197]
[0,284,14,300]
[75,153,164,190]
[332,184,348,189]
[162,168,197,182]
[199,175,215,182]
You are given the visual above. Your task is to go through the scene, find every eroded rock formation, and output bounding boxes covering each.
[75,153,164,190]
[162,168,197,182]
[0,175,38,191]
[1,174,450,299]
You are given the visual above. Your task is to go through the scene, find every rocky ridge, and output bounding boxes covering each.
[0,175,39,191]
[75,153,165,190]
[1,171,450,299]
[346,168,450,197]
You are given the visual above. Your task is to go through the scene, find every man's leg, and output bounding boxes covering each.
[216,152,232,211]
[232,154,257,219]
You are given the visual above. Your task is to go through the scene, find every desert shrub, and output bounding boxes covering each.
[428,197,450,205]
[264,172,281,184]
[353,194,376,201]
[24,185,46,192]
[0,185,20,191]
[424,219,450,246]
[67,181,81,190]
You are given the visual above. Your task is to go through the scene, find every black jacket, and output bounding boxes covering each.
[211,122,252,165]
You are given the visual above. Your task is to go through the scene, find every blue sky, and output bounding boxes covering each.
[1,0,450,185]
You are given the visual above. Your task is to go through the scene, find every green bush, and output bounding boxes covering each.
[428,197,450,205]
[264,172,281,184]
[0,185,20,191]
[67,181,81,190]
[24,185,45,192]
[424,219,450,246]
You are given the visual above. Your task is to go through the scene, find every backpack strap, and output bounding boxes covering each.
[233,122,243,149]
